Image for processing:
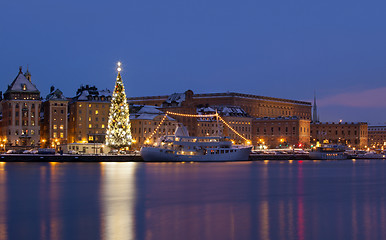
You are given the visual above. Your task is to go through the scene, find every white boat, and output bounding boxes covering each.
[140,135,252,162]
[309,145,348,160]
[354,151,386,159]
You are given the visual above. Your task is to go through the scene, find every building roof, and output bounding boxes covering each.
[71,85,112,102]
[128,90,311,106]
[130,105,175,121]
[197,105,251,117]
[46,88,67,101]
[5,69,39,94]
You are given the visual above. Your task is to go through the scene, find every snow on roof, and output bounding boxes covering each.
[165,92,185,103]
[130,105,175,121]
[99,89,111,96]
[197,105,249,117]
[137,105,162,114]
[77,90,89,100]
[8,72,39,92]
[46,89,67,101]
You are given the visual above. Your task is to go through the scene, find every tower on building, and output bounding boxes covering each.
[312,91,319,123]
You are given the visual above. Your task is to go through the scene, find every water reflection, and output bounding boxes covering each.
[0,162,7,240]
[101,163,137,240]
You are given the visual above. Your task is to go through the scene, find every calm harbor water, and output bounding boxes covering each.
[0,160,386,240]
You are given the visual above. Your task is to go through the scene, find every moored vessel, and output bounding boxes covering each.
[309,145,348,160]
[141,135,251,162]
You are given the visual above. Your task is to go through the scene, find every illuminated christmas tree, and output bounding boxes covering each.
[106,62,132,148]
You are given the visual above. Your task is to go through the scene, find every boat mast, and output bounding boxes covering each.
[216,109,220,137]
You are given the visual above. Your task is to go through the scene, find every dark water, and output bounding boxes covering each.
[0,160,386,240]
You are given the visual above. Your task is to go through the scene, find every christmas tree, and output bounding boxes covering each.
[106,62,132,148]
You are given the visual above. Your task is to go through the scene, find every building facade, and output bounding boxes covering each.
[197,106,253,144]
[130,105,177,149]
[368,126,386,149]
[41,86,69,148]
[0,67,41,147]
[68,85,111,144]
[252,117,310,148]
[310,122,368,149]
[128,90,312,137]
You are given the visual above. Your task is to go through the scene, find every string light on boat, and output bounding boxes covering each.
[145,111,252,145]
[145,114,168,144]
[217,115,251,144]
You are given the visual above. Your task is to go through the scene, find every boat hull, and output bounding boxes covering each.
[140,146,252,162]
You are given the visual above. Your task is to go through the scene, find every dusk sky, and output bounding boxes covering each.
[1,0,386,124]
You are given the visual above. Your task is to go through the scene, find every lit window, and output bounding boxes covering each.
[60,132,64,138]
[53,132,57,138]
[79,104,82,108]
[89,124,92,128]
[22,84,27,91]
[53,125,57,130]
[31,130,35,135]
[89,136,94,141]
[95,110,99,115]
[102,124,105,128]
[60,125,64,130]
[89,117,92,121]
[89,104,92,108]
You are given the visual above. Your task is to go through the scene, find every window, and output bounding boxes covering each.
[22,84,27,91]
[60,125,64,130]
[89,117,92,121]
[89,124,92,128]
[102,124,105,128]
[53,125,57,130]
[79,104,82,108]
[31,121,35,126]
[31,130,35,135]
[89,136,94,141]
[95,110,99,115]
[61,110,64,114]
[53,132,57,138]
[89,104,92,108]
[60,132,64,138]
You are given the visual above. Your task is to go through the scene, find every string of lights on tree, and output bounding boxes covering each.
[145,111,251,144]
[105,62,132,148]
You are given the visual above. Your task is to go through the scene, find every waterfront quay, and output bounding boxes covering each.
[0,153,320,162]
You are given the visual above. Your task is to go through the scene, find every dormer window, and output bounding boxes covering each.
[22,84,27,91]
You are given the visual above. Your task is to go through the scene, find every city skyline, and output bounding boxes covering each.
[1,0,386,124]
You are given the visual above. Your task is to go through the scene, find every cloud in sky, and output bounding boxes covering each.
[318,87,386,108]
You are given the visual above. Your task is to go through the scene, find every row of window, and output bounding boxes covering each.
[78,104,107,108]
[9,110,36,118]
[312,130,362,136]
[8,129,39,136]
[78,110,102,115]
[9,103,40,109]
[11,120,37,126]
